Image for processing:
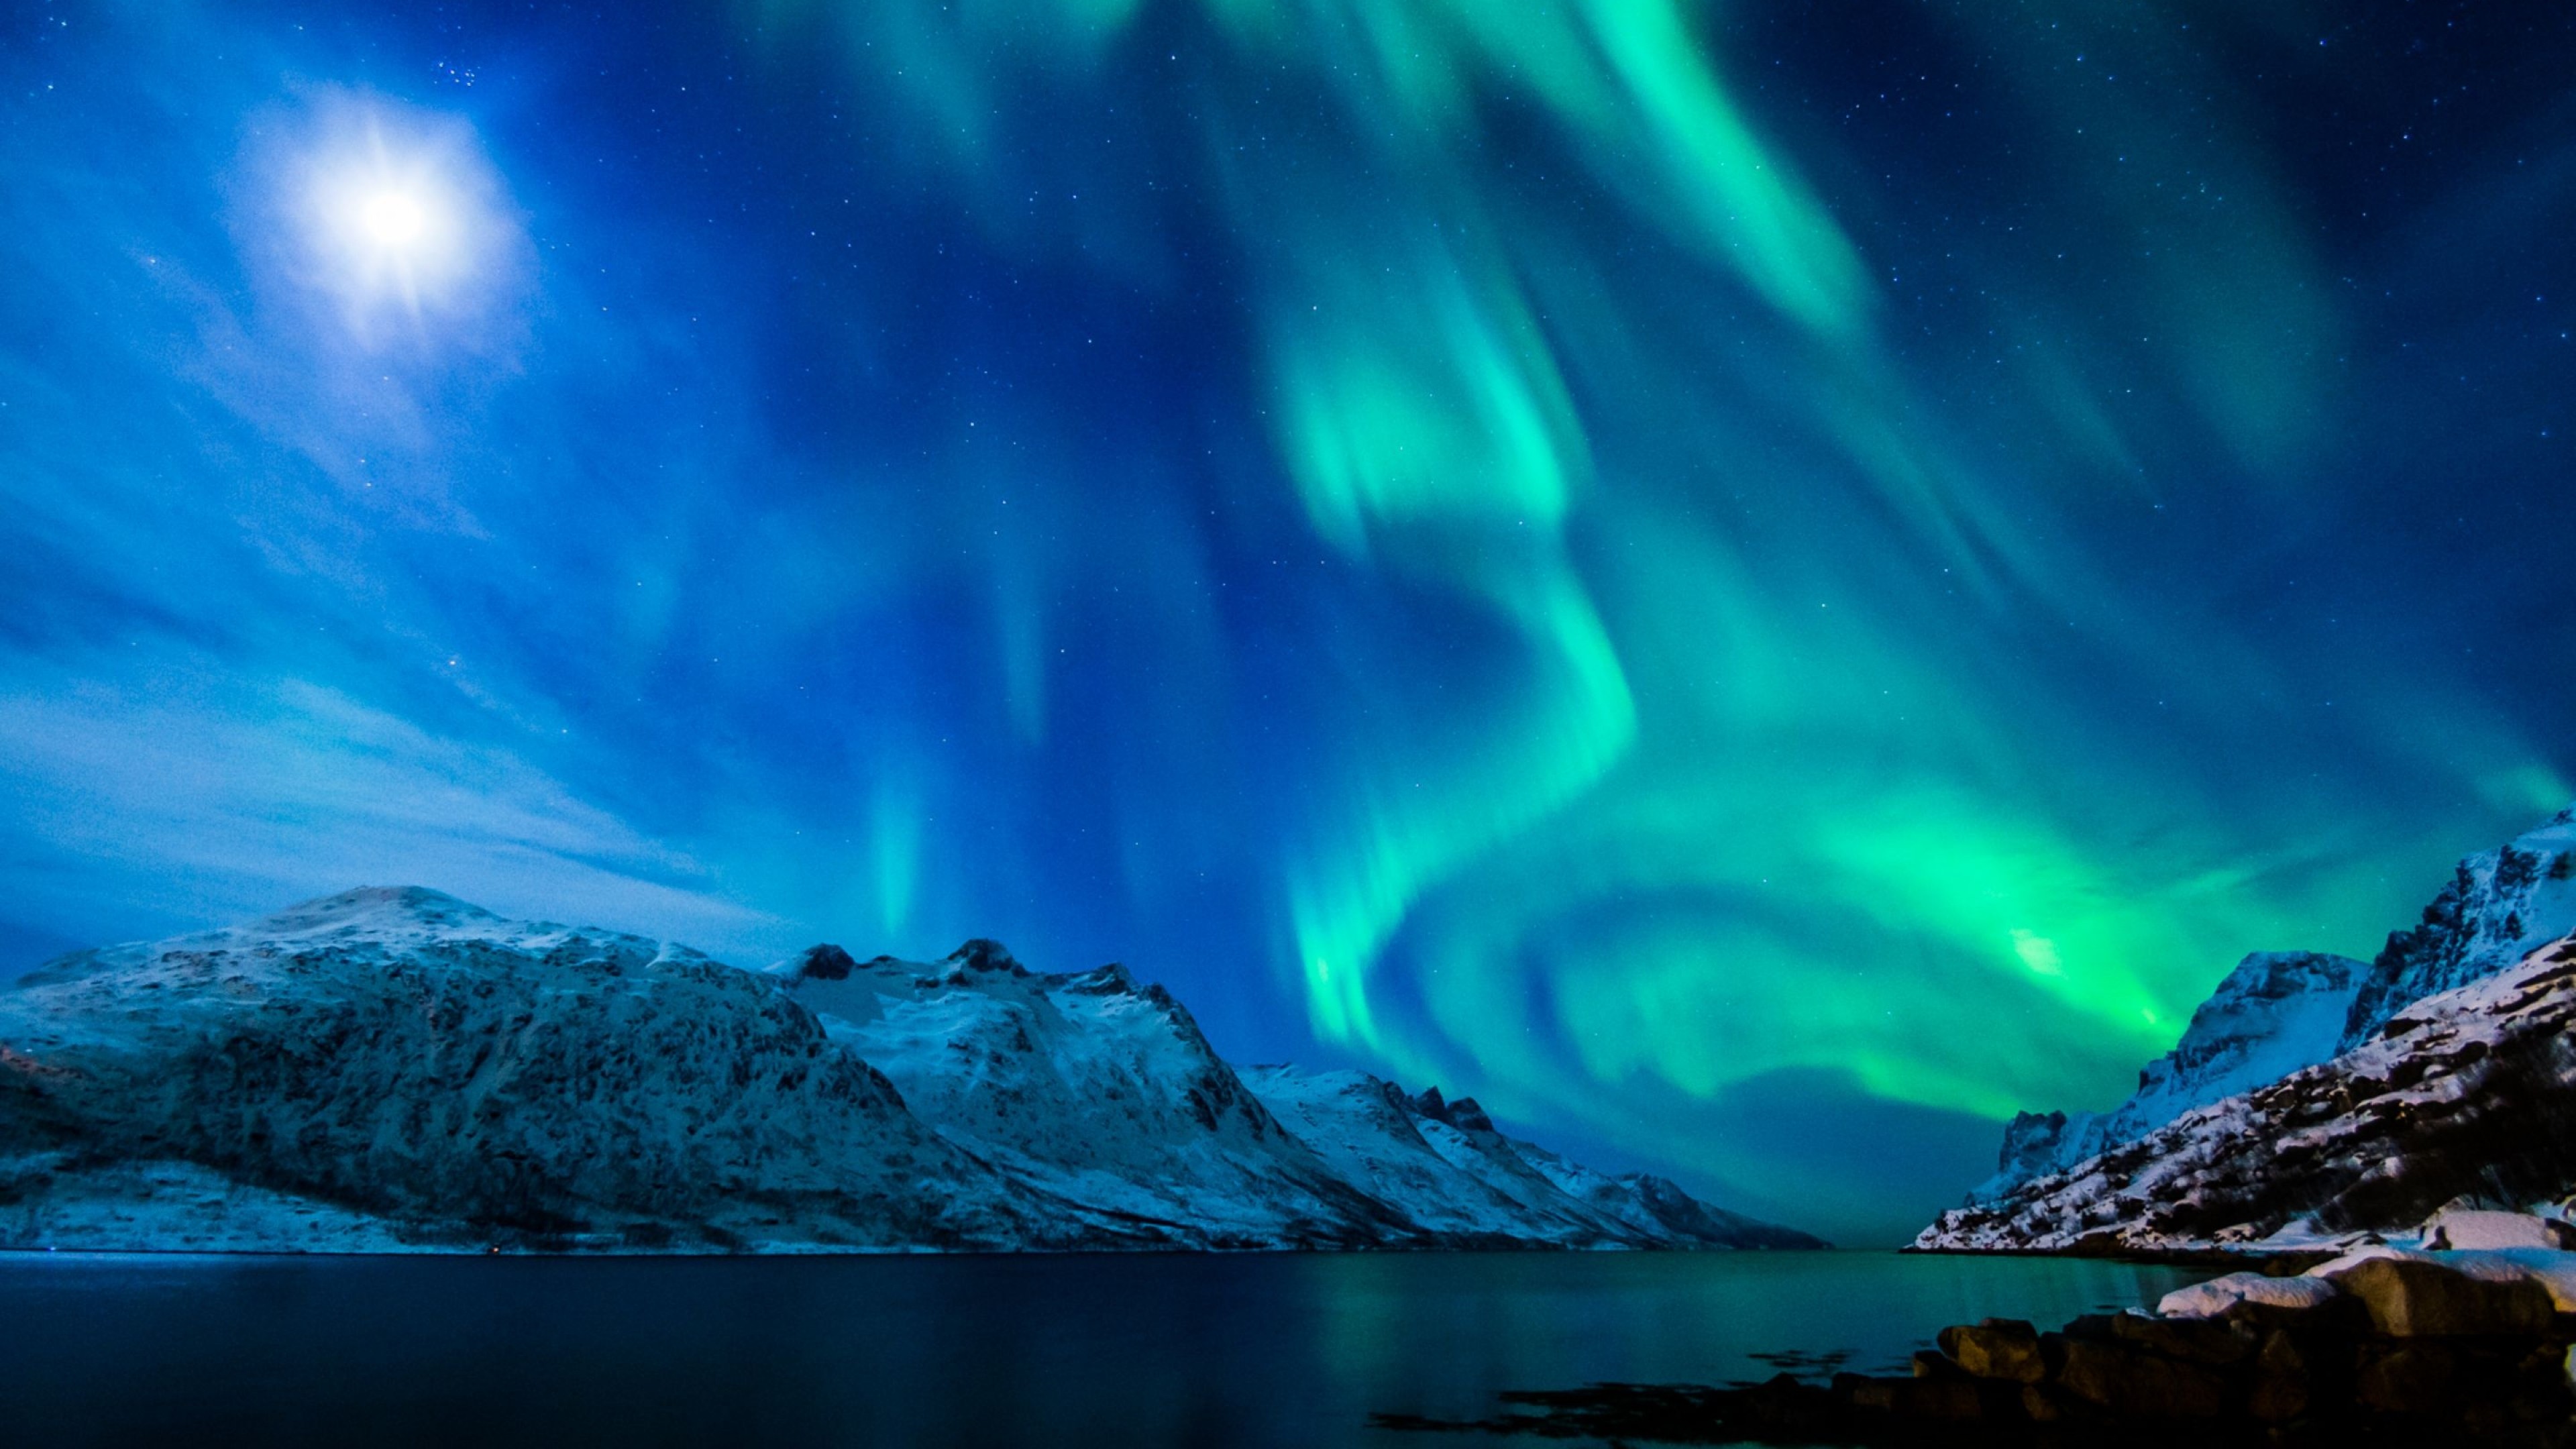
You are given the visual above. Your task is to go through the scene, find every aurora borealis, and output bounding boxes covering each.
[4,3,2573,1243]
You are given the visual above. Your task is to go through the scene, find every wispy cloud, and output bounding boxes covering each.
[0,663,777,957]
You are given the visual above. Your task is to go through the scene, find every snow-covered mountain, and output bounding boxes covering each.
[765,941,1816,1250]
[1969,950,2370,1201]
[1970,804,2576,1201]
[1239,1069,1815,1248]
[0,888,1077,1252]
[1917,929,2576,1252]
[765,941,1411,1247]
[0,888,1819,1253]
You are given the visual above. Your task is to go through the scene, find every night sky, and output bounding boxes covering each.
[5,1,2573,1244]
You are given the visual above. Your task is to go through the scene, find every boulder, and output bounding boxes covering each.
[2055,1339,2229,1417]
[2108,1310,2259,1368]
[1833,1373,1898,1413]
[2423,1208,2575,1251]
[2058,1312,2120,1342]
[2247,1329,2310,1423]
[1936,1318,2045,1383]
[1737,1373,1834,1435]
[2440,1248,2576,1313]
[2514,1344,2576,1419]
[2017,1383,2070,1422]
[1892,1378,1986,1420]
[2357,1342,2462,1415]
[2324,1255,2556,1337]
[2158,1270,2341,1320]
[1833,1373,1982,1420]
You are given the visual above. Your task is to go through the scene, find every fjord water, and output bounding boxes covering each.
[1,1252,2192,1446]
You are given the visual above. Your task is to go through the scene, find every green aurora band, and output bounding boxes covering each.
[726,0,2575,1224]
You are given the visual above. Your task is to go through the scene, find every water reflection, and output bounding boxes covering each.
[0,1251,2196,1446]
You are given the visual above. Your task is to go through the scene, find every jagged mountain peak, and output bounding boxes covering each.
[1409,1085,1496,1134]
[944,938,1026,976]
[773,938,1302,1193]
[1241,1064,1828,1248]
[1964,947,2371,1202]
[786,943,863,981]
[765,941,1167,1035]
[2153,949,2370,1082]
[1059,961,1140,995]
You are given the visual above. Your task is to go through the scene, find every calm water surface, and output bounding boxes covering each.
[0,1250,2197,1446]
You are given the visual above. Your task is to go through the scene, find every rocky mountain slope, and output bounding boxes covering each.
[1917,930,2576,1253]
[0,888,1819,1252]
[1969,804,2576,1207]
[767,941,1417,1248]
[0,889,1081,1252]
[1241,1068,1817,1248]
[1972,950,2371,1201]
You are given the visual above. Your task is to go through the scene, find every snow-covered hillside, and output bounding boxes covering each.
[765,941,1411,1247]
[1970,950,2369,1200]
[1917,930,2576,1252]
[0,889,1817,1253]
[0,888,1079,1252]
[1240,1069,1818,1248]
[1968,804,2576,1203]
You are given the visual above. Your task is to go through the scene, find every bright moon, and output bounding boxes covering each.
[311,161,462,288]
[270,95,520,337]
[356,188,430,250]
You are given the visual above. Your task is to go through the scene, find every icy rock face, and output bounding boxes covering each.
[1968,1110,2100,1204]
[0,889,1817,1253]
[767,943,1413,1247]
[0,889,1059,1251]
[1969,952,2367,1201]
[1236,1066,1548,1242]
[2341,805,2576,1049]
[1238,1065,1826,1248]
[2122,951,2372,1128]
[1916,932,2576,1253]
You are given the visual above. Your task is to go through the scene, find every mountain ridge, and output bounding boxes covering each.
[1930,802,2576,1251]
[1917,928,2576,1253]
[1970,804,2576,1203]
[0,887,1823,1254]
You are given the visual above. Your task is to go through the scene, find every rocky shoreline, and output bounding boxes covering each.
[1376,1243,2576,1444]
